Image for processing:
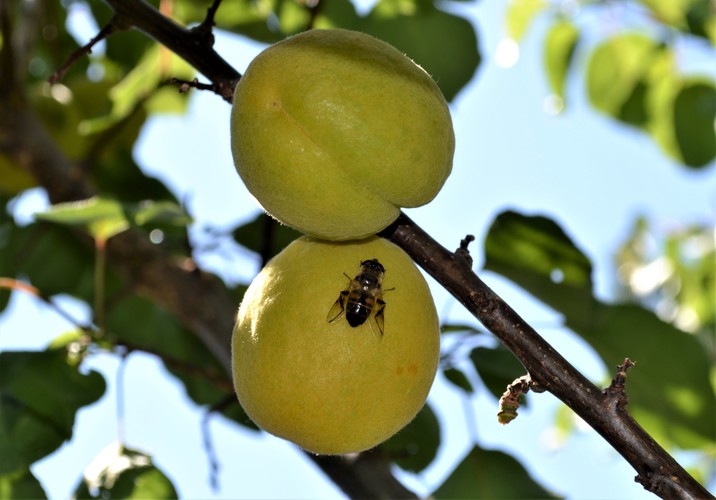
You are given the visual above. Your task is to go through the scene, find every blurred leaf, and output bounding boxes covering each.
[380,403,440,472]
[506,0,547,41]
[356,0,481,101]
[104,294,257,430]
[73,445,177,499]
[543,20,579,104]
[3,221,97,302]
[648,77,716,169]
[673,81,716,168]
[0,468,47,499]
[35,197,191,242]
[616,218,716,336]
[441,323,483,335]
[0,155,37,196]
[232,212,302,259]
[443,367,475,393]
[35,196,129,241]
[433,445,557,498]
[484,210,716,448]
[470,345,526,401]
[587,33,665,127]
[638,0,714,41]
[0,350,106,474]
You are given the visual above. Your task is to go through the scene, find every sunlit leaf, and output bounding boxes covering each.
[637,0,713,41]
[433,445,558,498]
[34,196,129,241]
[586,33,665,127]
[543,19,579,104]
[73,445,177,499]
[0,350,106,473]
[35,197,191,242]
[483,210,716,449]
[506,0,547,42]
[380,403,440,472]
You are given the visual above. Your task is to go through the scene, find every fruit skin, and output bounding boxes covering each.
[231,29,454,241]
[232,237,440,455]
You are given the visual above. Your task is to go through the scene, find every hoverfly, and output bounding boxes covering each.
[327,258,390,336]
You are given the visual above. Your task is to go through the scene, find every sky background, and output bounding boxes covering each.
[1,0,715,498]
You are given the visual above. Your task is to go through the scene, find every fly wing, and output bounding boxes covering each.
[372,299,386,336]
[327,290,349,323]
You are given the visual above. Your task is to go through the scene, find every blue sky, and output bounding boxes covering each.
[1,0,714,498]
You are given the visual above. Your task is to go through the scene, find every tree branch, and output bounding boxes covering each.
[101,0,240,102]
[378,213,713,499]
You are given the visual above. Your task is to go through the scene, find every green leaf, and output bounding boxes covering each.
[0,468,47,499]
[35,196,130,241]
[543,20,579,104]
[470,345,526,401]
[648,77,716,168]
[672,81,716,168]
[104,294,256,430]
[0,350,106,473]
[483,211,716,449]
[0,155,37,196]
[358,0,481,101]
[379,403,440,473]
[73,446,177,499]
[35,197,192,243]
[638,0,714,41]
[443,367,475,393]
[505,0,547,41]
[232,212,302,259]
[433,445,557,498]
[586,33,665,127]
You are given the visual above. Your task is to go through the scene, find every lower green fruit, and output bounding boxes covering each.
[232,237,440,454]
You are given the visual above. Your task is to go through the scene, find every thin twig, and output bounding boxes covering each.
[48,20,119,84]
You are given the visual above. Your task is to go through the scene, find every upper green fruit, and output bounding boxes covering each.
[231,29,454,240]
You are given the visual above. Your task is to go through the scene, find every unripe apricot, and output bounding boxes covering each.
[232,237,440,454]
[231,29,454,240]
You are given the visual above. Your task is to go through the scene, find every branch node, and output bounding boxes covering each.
[455,234,475,268]
[172,77,215,94]
[603,357,635,409]
[497,374,542,425]
[190,0,223,47]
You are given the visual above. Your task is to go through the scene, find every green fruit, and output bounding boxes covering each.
[232,237,440,454]
[231,29,454,241]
